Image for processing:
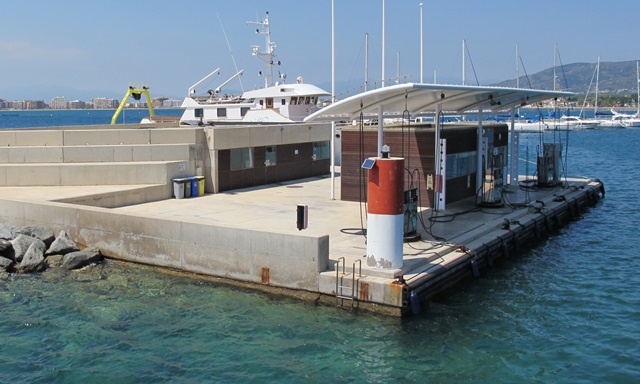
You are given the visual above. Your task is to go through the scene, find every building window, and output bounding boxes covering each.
[312,141,330,160]
[217,108,227,117]
[230,148,254,171]
[265,146,277,166]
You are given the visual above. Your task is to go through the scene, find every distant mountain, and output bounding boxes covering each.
[494,60,639,94]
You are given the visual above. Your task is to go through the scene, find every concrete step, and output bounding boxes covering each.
[0,143,198,164]
[0,126,203,147]
[0,160,196,186]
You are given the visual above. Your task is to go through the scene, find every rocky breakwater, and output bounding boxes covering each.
[0,223,103,274]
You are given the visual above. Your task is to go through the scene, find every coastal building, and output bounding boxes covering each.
[91,97,118,109]
[26,100,45,109]
[68,100,86,109]
[50,96,69,109]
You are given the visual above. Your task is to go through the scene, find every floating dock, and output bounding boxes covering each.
[0,123,604,316]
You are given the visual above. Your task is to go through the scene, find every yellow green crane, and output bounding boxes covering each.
[111,82,155,124]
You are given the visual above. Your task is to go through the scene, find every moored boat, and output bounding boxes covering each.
[179,12,329,126]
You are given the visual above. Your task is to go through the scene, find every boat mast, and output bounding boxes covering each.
[595,57,600,116]
[248,12,278,88]
[637,61,639,117]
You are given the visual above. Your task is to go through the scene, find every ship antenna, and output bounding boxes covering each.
[247,11,278,88]
[217,12,245,92]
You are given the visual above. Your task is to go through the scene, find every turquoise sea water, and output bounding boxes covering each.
[1,112,639,383]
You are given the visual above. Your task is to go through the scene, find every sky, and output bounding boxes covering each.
[1,0,639,102]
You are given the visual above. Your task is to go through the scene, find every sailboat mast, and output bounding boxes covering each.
[595,57,600,115]
[637,61,639,116]
[553,43,557,91]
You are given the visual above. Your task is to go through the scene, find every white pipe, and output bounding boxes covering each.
[396,52,400,84]
[331,0,336,200]
[365,33,369,91]
[420,2,424,83]
[188,67,221,96]
[476,106,483,198]
[462,39,466,85]
[382,0,386,87]
[214,70,244,94]
[378,105,384,156]
[509,108,518,186]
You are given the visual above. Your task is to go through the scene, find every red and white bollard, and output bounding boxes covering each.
[366,156,404,269]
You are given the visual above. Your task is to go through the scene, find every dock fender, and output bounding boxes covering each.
[568,199,577,219]
[501,239,509,259]
[469,259,480,279]
[512,231,520,253]
[482,246,494,269]
[553,210,562,229]
[544,213,553,232]
[409,290,421,315]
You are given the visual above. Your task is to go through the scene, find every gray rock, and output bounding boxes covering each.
[11,235,45,262]
[45,255,64,268]
[62,247,103,270]
[18,241,47,273]
[0,239,14,261]
[15,225,55,247]
[0,223,16,240]
[0,256,13,271]
[46,231,79,256]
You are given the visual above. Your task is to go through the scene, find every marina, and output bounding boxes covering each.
[0,117,605,316]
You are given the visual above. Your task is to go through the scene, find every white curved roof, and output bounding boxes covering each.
[305,83,572,122]
[243,83,330,99]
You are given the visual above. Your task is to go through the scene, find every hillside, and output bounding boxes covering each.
[494,60,639,94]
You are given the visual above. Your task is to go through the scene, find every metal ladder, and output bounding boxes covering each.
[335,257,362,308]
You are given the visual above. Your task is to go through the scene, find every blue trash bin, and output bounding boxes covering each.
[190,177,199,197]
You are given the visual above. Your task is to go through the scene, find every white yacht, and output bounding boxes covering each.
[179,12,329,126]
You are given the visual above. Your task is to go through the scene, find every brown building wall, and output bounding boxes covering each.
[340,124,508,208]
[217,143,330,192]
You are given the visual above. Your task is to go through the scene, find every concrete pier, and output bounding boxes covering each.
[0,124,604,316]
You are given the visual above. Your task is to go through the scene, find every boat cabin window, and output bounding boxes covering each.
[217,108,227,117]
[291,97,297,105]
[305,97,311,105]
[241,107,250,117]
[266,98,274,108]
[281,99,286,106]
[259,100,264,106]
[265,146,277,166]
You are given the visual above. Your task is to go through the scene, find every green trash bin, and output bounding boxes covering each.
[196,176,205,196]
[184,177,192,198]
[172,178,185,199]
